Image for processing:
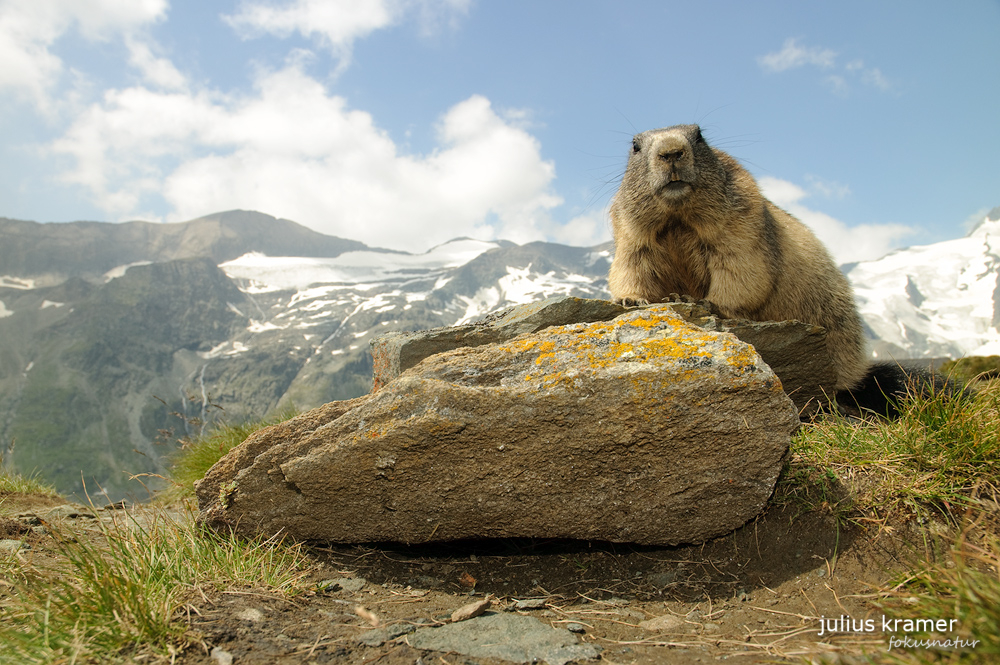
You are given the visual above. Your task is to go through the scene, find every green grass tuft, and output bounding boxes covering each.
[939,355,1000,385]
[0,469,58,497]
[164,406,298,500]
[777,379,1000,524]
[0,503,310,664]
[876,535,1000,663]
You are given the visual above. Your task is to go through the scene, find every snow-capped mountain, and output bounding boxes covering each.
[0,213,610,499]
[202,236,611,416]
[2,206,997,500]
[847,210,1000,360]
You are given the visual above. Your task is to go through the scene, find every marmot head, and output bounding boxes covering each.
[618,124,722,215]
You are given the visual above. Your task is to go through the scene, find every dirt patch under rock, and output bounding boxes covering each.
[2,490,959,664]
[176,503,939,664]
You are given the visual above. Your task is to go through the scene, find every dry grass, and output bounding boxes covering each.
[0,501,312,664]
[777,380,1000,527]
[3,379,1000,663]
[160,406,298,502]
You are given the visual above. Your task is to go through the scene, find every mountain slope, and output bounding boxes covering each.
[847,210,1000,359]
[0,218,611,499]
[0,210,372,287]
[212,238,611,417]
[2,207,998,500]
[2,258,251,499]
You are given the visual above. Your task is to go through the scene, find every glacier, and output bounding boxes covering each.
[848,214,1000,359]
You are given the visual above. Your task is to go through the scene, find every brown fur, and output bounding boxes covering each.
[608,124,867,391]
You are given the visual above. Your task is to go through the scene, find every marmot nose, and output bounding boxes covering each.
[651,133,691,165]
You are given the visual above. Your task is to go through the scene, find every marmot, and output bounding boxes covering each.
[608,123,868,394]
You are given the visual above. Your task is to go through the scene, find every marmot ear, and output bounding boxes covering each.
[632,137,641,154]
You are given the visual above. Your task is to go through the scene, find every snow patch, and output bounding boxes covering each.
[198,341,251,358]
[0,276,35,289]
[585,250,611,268]
[290,285,345,305]
[454,265,595,324]
[0,300,11,318]
[360,292,400,311]
[240,279,282,294]
[219,240,499,291]
[41,300,65,309]
[104,261,152,281]
[299,299,339,312]
[248,320,285,333]
[849,215,1000,358]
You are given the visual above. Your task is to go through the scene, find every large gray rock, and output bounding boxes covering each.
[198,306,798,546]
[708,319,837,415]
[406,612,600,665]
[370,296,627,391]
[372,296,838,413]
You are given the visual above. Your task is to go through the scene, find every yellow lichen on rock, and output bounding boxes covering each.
[199,301,799,547]
[510,306,768,392]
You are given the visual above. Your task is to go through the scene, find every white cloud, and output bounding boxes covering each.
[804,175,851,200]
[757,38,836,72]
[125,35,187,90]
[225,0,470,71]
[861,66,892,92]
[547,211,611,248]
[962,207,993,233]
[0,0,167,110]
[759,40,894,96]
[759,176,913,264]
[824,74,850,97]
[51,62,568,251]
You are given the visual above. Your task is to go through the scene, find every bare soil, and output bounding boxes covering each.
[4,492,954,665]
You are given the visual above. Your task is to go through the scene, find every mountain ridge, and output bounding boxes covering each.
[0,210,376,287]
[1,208,998,500]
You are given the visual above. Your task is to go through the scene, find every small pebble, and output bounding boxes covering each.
[317,577,366,593]
[565,622,586,634]
[339,577,367,593]
[235,608,264,623]
[0,540,28,554]
[638,614,684,632]
[451,597,491,622]
[210,647,233,665]
[44,505,96,520]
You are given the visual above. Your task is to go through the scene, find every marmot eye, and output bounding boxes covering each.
[632,138,641,153]
[694,130,705,144]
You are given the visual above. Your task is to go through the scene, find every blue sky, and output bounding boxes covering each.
[1,0,998,261]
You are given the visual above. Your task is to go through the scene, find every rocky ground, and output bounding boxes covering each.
[2,490,942,665]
